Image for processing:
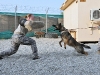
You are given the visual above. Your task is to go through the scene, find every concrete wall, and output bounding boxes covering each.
[0,15,19,32]
[0,15,62,32]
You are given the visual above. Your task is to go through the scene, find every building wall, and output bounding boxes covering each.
[63,0,100,41]
[77,0,100,41]
[64,1,78,29]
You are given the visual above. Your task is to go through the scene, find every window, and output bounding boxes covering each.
[80,0,86,2]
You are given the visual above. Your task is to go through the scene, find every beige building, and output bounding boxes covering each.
[60,0,100,42]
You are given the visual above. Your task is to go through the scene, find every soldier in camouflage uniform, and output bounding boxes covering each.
[0,14,39,60]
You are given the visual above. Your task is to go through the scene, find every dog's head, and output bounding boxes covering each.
[52,23,65,32]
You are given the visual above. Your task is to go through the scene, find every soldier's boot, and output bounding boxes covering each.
[32,53,39,60]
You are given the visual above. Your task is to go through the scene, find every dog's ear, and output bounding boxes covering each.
[59,23,62,27]
[52,25,56,27]
[59,23,61,25]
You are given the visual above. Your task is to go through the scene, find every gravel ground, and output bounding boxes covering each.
[0,37,100,75]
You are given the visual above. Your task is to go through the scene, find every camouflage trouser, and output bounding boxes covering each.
[0,34,38,58]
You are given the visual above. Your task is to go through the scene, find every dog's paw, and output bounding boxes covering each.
[84,52,88,55]
[97,50,100,54]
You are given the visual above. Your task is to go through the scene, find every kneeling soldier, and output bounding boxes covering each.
[0,14,39,60]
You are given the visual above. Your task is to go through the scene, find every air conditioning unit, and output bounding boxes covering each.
[90,9,100,21]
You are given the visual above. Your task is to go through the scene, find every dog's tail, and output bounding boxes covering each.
[80,43,91,49]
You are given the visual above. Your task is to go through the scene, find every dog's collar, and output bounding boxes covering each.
[61,31,66,34]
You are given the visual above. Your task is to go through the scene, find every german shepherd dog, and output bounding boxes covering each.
[52,23,91,55]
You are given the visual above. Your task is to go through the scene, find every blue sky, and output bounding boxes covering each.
[0,0,65,14]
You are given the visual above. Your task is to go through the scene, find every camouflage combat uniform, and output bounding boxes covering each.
[0,19,39,59]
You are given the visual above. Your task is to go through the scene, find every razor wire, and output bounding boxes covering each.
[0,4,63,31]
[0,4,62,14]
